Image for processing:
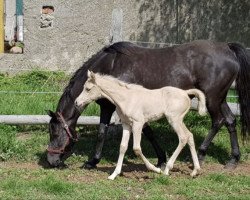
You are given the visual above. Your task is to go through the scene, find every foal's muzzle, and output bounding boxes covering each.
[74,101,87,113]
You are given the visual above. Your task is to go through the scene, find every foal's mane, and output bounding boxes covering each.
[96,73,144,90]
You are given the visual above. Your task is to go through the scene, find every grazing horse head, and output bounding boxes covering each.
[45,45,113,168]
[46,110,78,167]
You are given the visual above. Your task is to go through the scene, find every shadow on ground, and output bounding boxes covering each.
[37,111,232,170]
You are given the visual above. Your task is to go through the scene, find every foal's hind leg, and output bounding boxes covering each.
[108,124,131,180]
[182,124,201,176]
[133,122,161,173]
[164,118,189,176]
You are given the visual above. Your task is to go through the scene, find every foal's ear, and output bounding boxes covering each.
[87,70,96,81]
[46,110,57,118]
[89,71,96,82]
[87,70,91,78]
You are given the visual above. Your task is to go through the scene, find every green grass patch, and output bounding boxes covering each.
[0,167,249,200]
[227,89,238,103]
[0,71,99,115]
[0,71,67,114]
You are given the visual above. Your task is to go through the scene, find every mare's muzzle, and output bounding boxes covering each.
[47,112,78,167]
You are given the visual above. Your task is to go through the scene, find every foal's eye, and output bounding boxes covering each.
[86,87,91,91]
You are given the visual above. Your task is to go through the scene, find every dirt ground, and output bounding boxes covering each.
[0,160,249,183]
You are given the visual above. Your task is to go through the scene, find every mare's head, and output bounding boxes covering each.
[75,70,102,108]
[46,111,78,167]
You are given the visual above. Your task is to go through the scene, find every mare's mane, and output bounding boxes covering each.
[62,42,138,96]
[57,41,167,111]
[56,42,139,111]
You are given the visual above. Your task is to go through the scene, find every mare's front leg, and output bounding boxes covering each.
[108,124,131,180]
[133,122,161,173]
[84,101,116,169]
[143,124,167,169]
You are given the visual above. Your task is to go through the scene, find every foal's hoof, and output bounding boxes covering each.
[224,159,238,170]
[190,168,201,177]
[108,174,116,180]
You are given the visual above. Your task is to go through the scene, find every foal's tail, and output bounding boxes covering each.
[186,89,206,116]
[228,43,250,142]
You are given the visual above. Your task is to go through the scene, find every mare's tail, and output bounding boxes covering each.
[186,89,206,116]
[228,43,250,142]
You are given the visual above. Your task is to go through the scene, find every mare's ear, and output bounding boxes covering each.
[46,110,57,118]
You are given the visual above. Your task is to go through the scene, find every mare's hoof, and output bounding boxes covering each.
[58,163,67,169]
[83,161,97,170]
[198,159,205,167]
[198,153,206,166]
[224,159,238,170]
[157,163,166,171]
[82,158,100,170]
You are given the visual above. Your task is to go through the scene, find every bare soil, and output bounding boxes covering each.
[0,160,249,183]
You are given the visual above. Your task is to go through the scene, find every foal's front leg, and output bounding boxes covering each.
[108,124,131,180]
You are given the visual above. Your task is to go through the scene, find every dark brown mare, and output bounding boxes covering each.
[46,40,250,169]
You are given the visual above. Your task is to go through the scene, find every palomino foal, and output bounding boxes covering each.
[75,71,206,180]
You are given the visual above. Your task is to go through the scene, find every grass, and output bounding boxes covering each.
[0,71,249,199]
[0,71,99,115]
[227,89,238,103]
[0,163,249,200]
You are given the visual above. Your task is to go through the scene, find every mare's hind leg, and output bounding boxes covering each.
[108,124,131,180]
[221,101,240,169]
[143,124,167,168]
[164,118,189,176]
[133,122,161,173]
[198,99,225,165]
[84,102,116,169]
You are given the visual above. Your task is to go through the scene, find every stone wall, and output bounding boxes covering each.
[0,0,249,71]
[134,0,250,46]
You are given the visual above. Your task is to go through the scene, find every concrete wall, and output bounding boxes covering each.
[0,0,249,71]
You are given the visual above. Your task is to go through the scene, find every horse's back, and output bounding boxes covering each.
[95,40,240,105]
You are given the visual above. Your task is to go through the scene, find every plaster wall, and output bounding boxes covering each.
[0,0,249,71]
